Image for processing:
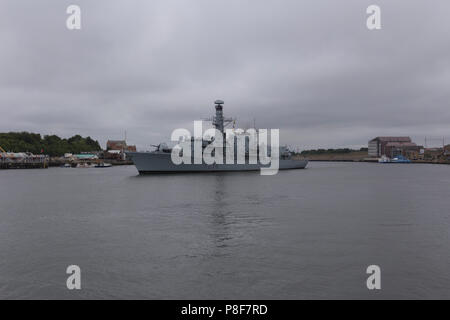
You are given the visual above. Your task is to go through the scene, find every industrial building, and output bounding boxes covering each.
[105,140,136,160]
[106,140,137,152]
[368,137,422,159]
[445,145,450,160]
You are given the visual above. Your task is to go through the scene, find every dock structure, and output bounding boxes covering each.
[0,152,49,169]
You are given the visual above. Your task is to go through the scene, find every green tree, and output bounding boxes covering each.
[0,132,102,156]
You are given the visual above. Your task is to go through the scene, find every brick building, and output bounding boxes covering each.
[105,140,136,160]
[106,140,136,152]
[369,137,415,157]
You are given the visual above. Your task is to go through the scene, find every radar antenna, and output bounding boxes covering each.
[202,100,235,134]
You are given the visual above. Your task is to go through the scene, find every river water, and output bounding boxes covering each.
[0,162,449,299]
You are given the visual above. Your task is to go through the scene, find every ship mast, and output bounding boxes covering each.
[213,100,225,133]
[203,100,234,137]
[212,100,235,133]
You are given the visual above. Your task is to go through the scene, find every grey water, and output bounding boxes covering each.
[0,162,449,299]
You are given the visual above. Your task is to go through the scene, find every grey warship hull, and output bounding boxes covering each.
[127,152,308,174]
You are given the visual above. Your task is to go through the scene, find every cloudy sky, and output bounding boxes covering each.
[1,0,449,150]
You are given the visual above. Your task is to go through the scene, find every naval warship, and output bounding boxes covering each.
[127,100,308,174]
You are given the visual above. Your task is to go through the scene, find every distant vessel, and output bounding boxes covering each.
[378,155,391,163]
[391,155,411,163]
[127,100,308,174]
[95,163,112,168]
[378,155,411,163]
[76,163,95,168]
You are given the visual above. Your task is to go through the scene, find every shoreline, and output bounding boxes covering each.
[305,158,450,165]
[293,152,450,165]
[48,159,133,167]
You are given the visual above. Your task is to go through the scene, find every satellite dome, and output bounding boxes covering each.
[214,100,224,105]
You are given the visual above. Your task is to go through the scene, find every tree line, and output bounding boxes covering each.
[0,132,102,157]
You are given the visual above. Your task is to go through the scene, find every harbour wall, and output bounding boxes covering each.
[0,159,49,169]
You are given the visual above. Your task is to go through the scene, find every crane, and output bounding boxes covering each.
[0,145,6,153]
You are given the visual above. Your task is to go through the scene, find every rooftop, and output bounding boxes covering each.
[371,137,412,143]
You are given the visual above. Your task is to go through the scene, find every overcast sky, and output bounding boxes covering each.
[1,0,450,150]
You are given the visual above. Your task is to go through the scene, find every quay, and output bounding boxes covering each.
[48,158,133,167]
[0,153,49,169]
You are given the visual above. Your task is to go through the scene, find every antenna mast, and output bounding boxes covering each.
[203,100,234,134]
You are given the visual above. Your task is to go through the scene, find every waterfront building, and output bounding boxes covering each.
[105,140,136,160]
[0,152,49,169]
[384,142,422,159]
[74,154,98,160]
[106,140,137,152]
[368,137,421,158]
[445,145,450,160]
[424,148,444,160]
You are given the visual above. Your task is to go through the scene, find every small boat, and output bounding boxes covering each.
[378,155,391,163]
[62,163,72,168]
[76,163,95,168]
[95,163,112,168]
[391,155,411,163]
[378,155,411,164]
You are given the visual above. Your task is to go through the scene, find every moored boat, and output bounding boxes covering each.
[95,163,112,168]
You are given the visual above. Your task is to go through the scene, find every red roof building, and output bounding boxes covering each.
[106,140,136,152]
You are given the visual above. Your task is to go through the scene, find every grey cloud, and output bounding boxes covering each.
[1,0,450,150]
